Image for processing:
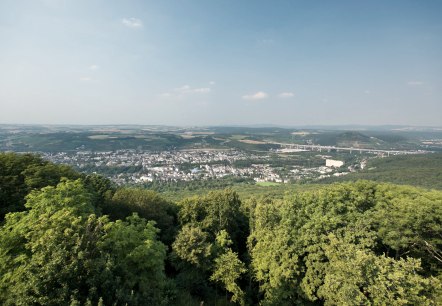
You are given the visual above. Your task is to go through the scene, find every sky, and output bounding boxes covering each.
[0,0,441,126]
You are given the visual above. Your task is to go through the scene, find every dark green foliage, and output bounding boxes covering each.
[172,190,249,303]
[0,152,79,220]
[97,214,169,305]
[370,185,442,274]
[249,181,442,305]
[82,173,116,210]
[142,176,255,194]
[105,188,178,244]
[210,233,247,305]
[178,189,248,253]
[0,180,170,306]
[0,180,100,305]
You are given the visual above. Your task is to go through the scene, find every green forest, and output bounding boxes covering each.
[321,153,442,190]
[0,152,441,305]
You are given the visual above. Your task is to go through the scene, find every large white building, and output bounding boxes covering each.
[326,159,344,168]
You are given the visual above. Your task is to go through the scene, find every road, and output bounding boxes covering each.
[275,143,428,156]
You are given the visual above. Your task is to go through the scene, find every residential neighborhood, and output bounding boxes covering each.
[41,149,352,185]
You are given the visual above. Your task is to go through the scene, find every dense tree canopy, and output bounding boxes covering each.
[105,188,178,244]
[0,153,79,220]
[171,190,249,303]
[0,179,170,305]
[249,181,442,305]
[0,152,441,305]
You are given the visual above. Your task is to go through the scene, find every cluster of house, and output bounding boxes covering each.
[41,150,349,185]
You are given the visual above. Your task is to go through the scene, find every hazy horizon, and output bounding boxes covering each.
[1,0,441,126]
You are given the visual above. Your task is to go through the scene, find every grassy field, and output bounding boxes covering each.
[255,181,281,186]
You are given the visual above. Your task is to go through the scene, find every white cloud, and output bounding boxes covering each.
[209,81,216,85]
[174,85,191,92]
[278,92,294,98]
[192,87,211,93]
[159,85,211,99]
[80,76,92,82]
[89,65,99,70]
[174,85,211,94]
[242,91,268,100]
[364,90,371,94]
[407,81,424,86]
[122,17,143,28]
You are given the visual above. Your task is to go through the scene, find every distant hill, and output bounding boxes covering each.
[1,124,440,152]
[310,131,378,147]
[320,153,442,190]
[336,131,372,146]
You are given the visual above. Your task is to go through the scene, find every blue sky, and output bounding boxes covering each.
[1,0,441,126]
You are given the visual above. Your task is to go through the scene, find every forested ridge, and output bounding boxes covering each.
[0,152,441,305]
[320,153,442,190]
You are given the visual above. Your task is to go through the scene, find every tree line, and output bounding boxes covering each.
[0,152,441,305]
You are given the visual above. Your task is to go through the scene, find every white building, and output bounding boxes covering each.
[326,159,344,168]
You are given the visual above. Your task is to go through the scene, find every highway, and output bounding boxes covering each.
[275,143,429,156]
